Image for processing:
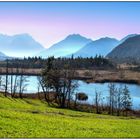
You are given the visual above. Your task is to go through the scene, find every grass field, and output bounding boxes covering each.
[0,94,140,138]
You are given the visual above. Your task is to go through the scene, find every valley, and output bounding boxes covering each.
[1,1,140,138]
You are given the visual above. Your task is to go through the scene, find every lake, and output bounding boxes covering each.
[0,75,140,110]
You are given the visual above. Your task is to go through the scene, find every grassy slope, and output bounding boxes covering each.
[0,94,140,138]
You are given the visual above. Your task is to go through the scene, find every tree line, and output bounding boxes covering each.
[0,55,116,70]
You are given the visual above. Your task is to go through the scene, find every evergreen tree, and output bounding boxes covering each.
[122,85,132,116]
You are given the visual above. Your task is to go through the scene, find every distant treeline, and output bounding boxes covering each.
[0,55,116,70]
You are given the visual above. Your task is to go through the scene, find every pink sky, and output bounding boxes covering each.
[0,2,140,48]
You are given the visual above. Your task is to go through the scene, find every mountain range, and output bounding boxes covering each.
[0,33,139,63]
[37,34,92,58]
[72,37,119,58]
[37,33,139,59]
[0,33,44,57]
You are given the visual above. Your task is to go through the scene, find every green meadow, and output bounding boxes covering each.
[0,94,140,138]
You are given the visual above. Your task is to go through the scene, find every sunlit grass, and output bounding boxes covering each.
[0,94,140,138]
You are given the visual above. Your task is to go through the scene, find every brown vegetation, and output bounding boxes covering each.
[78,69,140,84]
[0,67,140,84]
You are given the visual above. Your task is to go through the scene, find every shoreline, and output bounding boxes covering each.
[0,68,140,84]
[1,92,140,112]
[85,79,140,85]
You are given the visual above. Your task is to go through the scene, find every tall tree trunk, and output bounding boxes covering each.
[5,59,9,97]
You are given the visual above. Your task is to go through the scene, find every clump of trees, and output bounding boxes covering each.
[0,59,29,98]
[93,83,132,116]
[38,57,78,108]
[108,83,132,116]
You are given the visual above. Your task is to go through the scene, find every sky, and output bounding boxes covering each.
[0,1,140,48]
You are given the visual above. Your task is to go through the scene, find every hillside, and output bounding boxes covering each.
[0,94,139,138]
[37,34,92,58]
[119,34,138,44]
[0,33,44,57]
[107,35,140,62]
[73,37,119,58]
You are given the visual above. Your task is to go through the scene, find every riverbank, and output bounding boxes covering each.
[76,69,140,84]
[1,91,140,117]
[0,67,41,76]
[0,67,140,84]
[0,94,140,138]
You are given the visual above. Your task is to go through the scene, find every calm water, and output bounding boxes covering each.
[1,75,140,110]
[76,81,140,110]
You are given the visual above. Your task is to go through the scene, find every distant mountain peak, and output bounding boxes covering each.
[37,34,92,58]
[13,33,31,37]
[71,37,119,58]
[66,33,83,38]
[0,33,31,38]
[0,33,44,57]
[107,35,140,62]
[65,34,92,41]
[120,34,139,44]
[96,37,119,42]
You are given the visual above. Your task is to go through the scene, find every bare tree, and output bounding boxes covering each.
[0,75,2,90]
[10,68,14,97]
[66,69,78,108]
[37,76,43,100]
[12,74,18,98]
[10,66,19,98]
[108,83,117,115]
[4,59,9,97]
[116,85,123,116]
[14,67,29,99]
[38,74,51,103]
[94,89,102,114]
[18,74,28,98]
